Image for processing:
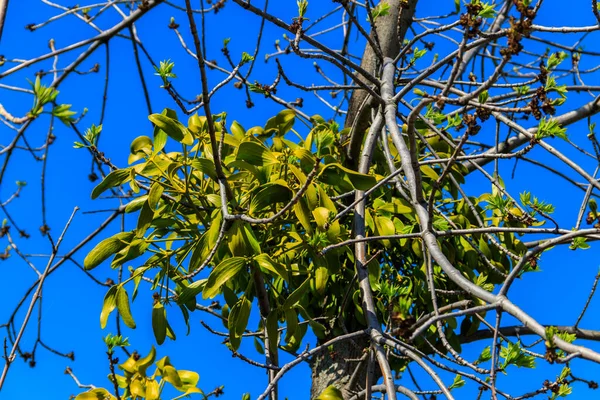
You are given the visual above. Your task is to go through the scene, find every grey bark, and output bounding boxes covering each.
[344,0,417,168]
[309,338,371,399]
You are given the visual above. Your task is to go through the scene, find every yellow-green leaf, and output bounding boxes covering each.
[145,379,160,400]
[202,257,247,299]
[84,231,134,270]
[100,286,118,329]
[314,266,328,295]
[283,277,311,310]
[228,296,251,351]
[91,168,132,199]
[249,182,293,215]
[236,141,279,166]
[115,286,135,329]
[152,303,167,345]
[255,253,289,281]
[75,389,116,400]
[149,112,193,145]
[316,385,344,400]
[312,207,330,231]
[162,365,183,388]
[319,163,377,190]
[135,346,156,376]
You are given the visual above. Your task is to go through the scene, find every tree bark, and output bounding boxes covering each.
[309,338,371,399]
[344,0,417,168]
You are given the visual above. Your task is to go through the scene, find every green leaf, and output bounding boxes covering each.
[152,302,167,345]
[148,182,164,209]
[116,286,136,329]
[148,112,193,145]
[177,279,206,306]
[130,135,153,155]
[52,104,77,125]
[478,90,489,104]
[284,308,299,344]
[91,169,132,199]
[228,221,261,257]
[230,120,246,138]
[283,277,311,310]
[314,266,328,295]
[569,237,590,250]
[111,238,148,268]
[255,254,289,281]
[374,216,395,247]
[367,1,390,22]
[249,182,293,214]
[100,286,118,329]
[163,365,183,387]
[134,345,156,376]
[236,141,280,166]
[228,296,251,351]
[264,109,296,136]
[84,231,135,270]
[125,196,148,213]
[265,311,279,358]
[178,370,200,390]
[203,257,247,299]
[319,163,377,190]
[190,158,218,181]
[137,201,155,236]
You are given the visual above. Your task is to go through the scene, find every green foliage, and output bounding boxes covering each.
[499,341,536,371]
[470,0,496,18]
[536,117,567,141]
[74,124,102,149]
[85,108,536,377]
[570,237,590,250]
[154,60,177,87]
[297,0,308,18]
[546,52,568,70]
[448,374,465,390]
[103,334,130,353]
[240,52,255,65]
[514,85,530,96]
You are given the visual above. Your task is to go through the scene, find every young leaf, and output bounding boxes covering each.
[449,374,465,390]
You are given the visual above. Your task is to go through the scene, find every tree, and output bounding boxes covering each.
[1,0,600,399]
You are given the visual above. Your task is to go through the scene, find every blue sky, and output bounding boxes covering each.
[1,0,600,399]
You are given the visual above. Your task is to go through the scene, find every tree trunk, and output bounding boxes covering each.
[312,3,418,398]
[344,0,417,168]
[309,338,372,399]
